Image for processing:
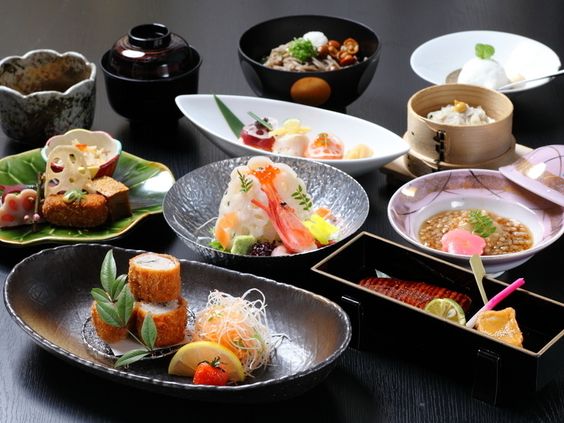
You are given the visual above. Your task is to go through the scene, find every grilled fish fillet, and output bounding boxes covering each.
[359,277,472,312]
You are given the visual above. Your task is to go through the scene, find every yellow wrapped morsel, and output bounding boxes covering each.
[475,307,523,347]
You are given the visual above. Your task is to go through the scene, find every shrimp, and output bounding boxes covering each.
[250,165,317,253]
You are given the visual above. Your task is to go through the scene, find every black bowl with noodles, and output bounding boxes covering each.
[238,15,381,111]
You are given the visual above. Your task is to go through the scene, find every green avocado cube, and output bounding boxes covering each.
[230,235,257,255]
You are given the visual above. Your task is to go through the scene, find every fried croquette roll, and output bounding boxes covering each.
[135,297,188,347]
[91,301,129,343]
[42,193,109,228]
[128,253,181,303]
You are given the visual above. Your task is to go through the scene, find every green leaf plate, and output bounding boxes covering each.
[0,149,175,246]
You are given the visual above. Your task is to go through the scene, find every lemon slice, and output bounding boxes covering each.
[424,298,466,325]
[168,341,245,382]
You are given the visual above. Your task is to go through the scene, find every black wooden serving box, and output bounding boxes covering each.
[311,232,564,405]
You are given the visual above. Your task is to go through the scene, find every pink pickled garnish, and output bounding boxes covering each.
[441,228,486,255]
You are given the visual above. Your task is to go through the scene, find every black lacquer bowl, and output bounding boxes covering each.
[238,15,381,111]
[101,23,202,121]
[4,244,351,403]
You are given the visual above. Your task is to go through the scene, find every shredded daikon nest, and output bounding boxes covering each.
[194,289,275,377]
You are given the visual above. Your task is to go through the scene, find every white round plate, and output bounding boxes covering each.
[175,94,409,177]
[410,30,561,93]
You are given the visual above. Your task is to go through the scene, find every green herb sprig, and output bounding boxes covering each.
[63,189,86,203]
[468,210,496,238]
[237,170,253,193]
[209,239,226,251]
[288,38,316,62]
[291,185,312,211]
[248,112,273,131]
[91,250,157,368]
[475,43,495,60]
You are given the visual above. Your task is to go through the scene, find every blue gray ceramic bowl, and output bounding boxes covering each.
[163,156,369,271]
[0,49,96,145]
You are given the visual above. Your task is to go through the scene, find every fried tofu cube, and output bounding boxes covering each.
[86,176,131,221]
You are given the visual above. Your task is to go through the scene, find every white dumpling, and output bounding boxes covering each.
[271,133,309,157]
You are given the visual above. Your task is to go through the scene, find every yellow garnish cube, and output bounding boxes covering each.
[303,214,338,245]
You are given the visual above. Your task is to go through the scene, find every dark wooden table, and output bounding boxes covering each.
[1,1,563,421]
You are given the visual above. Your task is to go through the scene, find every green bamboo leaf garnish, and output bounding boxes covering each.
[214,94,244,138]
[115,349,150,368]
[116,285,135,325]
[469,210,496,238]
[140,313,157,351]
[248,111,273,131]
[100,250,117,294]
[113,274,128,299]
[291,185,313,211]
[91,287,111,304]
[237,170,253,193]
[95,302,124,328]
[91,249,158,368]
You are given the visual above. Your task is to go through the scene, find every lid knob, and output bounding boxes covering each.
[128,23,172,50]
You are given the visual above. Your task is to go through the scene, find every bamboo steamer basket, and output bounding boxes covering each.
[405,84,514,175]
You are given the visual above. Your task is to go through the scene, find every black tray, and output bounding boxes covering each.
[311,232,564,405]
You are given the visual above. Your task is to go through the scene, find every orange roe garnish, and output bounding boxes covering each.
[250,165,280,184]
[313,133,330,148]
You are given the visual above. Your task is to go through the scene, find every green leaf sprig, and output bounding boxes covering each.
[208,239,226,251]
[237,170,253,193]
[475,43,495,60]
[248,112,273,131]
[468,210,496,238]
[291,185,312,211]
[90,250,157,368]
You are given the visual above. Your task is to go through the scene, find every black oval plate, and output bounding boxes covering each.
[3,244,351,403]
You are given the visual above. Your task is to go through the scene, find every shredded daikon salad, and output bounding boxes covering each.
[194,288,282,377]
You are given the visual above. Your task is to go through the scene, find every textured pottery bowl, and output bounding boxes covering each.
[41,128,122,178]
[101,23,201,121]
[387,169,564,274]
[405,84,514,176]
[163,156,369,271]
[0,49,96,145]
[238,15,381,111]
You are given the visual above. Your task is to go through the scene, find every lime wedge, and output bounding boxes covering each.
[168,340,245,382]
[424,298,466,325]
